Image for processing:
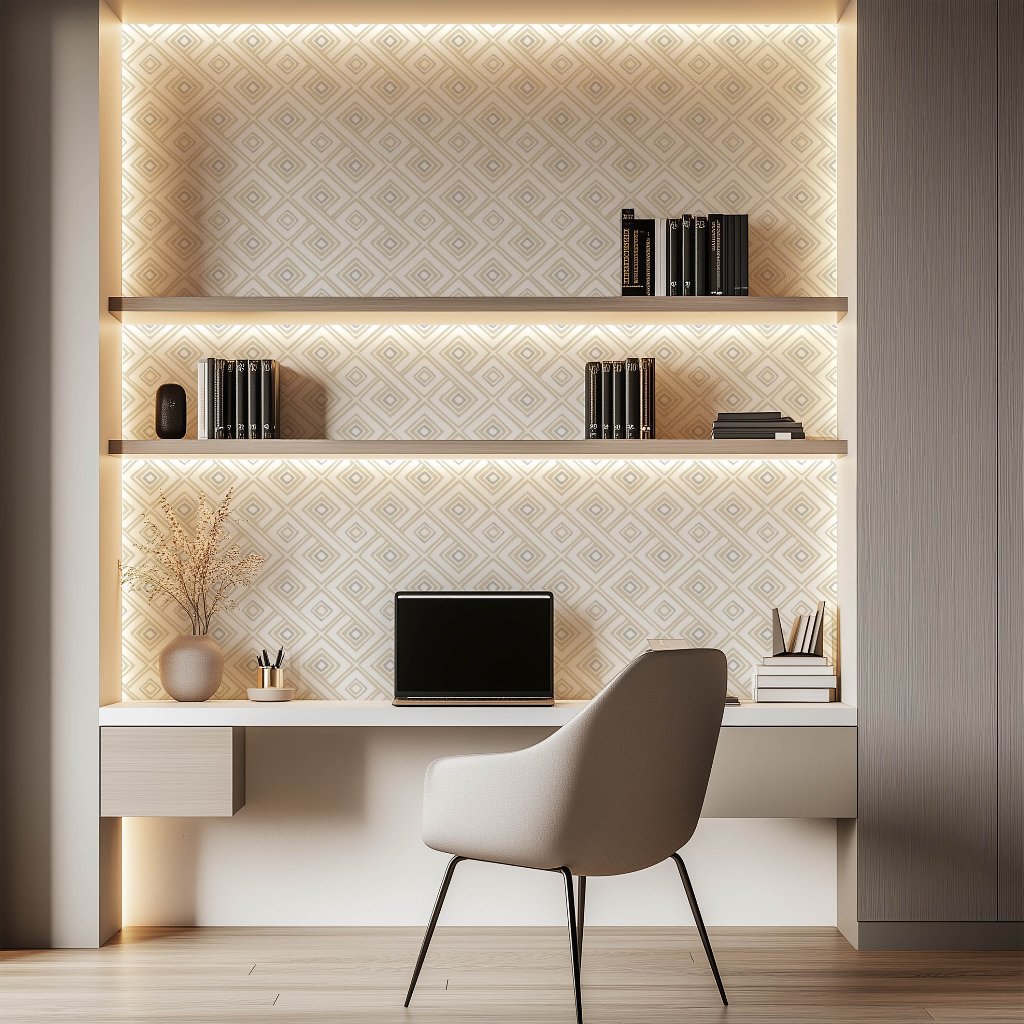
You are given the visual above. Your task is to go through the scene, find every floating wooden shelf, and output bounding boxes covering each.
[108,295,848,326]
[108,439,848,460]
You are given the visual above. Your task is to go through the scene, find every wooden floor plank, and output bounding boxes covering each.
[0,927,1020,1024]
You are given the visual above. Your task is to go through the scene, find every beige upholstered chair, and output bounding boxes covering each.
[404,648,729,1023]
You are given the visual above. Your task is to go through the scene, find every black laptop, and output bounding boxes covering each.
[393,591,554,706]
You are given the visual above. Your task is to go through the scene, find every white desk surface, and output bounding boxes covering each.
[99,699,857,728]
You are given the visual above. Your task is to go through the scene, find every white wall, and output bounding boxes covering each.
[124,728,836,927]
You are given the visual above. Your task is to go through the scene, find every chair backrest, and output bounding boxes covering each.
[545,648,727,876]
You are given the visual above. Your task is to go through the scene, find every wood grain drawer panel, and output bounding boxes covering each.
[101,727,245,817]
[702,726,856,818]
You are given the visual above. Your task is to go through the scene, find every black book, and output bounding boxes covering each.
[234,360,248,439]
[204,358,216,441]
[666,218,681,296]
[585,361,602,439]
[717,411,783,421]
[261,359,274,439]
[681,215,695,295]
[707,213,724,295]
[723,215,735,297]
[223,360,235,440]
[271,360,281,439]
[247,358,261,440]
[611,360,625,438]
[693,216,708,295]
[713,429,806,439]
[621,208,654,296]
[600,361,614,438]
[624,358,640,439]
[639,357,656,439]
[713,423,803,433]
[738,214,749,296]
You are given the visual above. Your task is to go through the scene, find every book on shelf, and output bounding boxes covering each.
[758,664,836,677]
[195,356,281,441]
[600,361,614,438]
[585,361,602,439]
[620,209,748,297]
[754,687,836,703]
[713,412,805,440]
[621,209,654,296]
[624,358,640,439]
[763,654,831,666]
[611,360,625,439]
[769,602,828,658]
[583,357,653,441]
[755,671,835,688]
[639,357,656,439]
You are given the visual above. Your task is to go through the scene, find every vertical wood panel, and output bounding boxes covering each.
[997,0,1024,923]
[858,0,998,921]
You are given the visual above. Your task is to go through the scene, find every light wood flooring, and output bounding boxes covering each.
[0,927,1021,1023]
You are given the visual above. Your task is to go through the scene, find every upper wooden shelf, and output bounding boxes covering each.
[108,439,848,460]
[108,296,848,327]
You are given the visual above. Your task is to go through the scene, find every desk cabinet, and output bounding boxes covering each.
[101,727,245,817]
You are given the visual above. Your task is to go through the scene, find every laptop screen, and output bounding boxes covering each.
[394,591,554,700]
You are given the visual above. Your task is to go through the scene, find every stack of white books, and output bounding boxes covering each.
[753,654,836,703]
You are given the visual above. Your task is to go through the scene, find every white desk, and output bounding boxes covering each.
[99,700,857,820]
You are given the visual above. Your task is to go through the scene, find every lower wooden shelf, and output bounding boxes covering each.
[108,439,848,460]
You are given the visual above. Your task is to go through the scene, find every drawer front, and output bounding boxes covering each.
[101,726,245,817]
[703,726,856,818]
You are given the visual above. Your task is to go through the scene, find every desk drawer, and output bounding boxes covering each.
[101,726,245,817]
[703,726,856,818]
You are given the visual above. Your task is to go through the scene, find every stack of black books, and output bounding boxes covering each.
[712,411,805,440]
[584,358,656,439]
[621,208,749,297]
[197,357,281,440]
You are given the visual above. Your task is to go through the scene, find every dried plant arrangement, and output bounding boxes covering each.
[120,488,265,636]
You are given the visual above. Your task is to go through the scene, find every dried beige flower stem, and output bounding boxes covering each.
[120,488,265,636]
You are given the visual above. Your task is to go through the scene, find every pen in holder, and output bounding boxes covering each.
[258,667,285,689]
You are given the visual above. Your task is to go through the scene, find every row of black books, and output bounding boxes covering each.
[197,358,281,440]
[584,358,656,439]
[621,208,749,297]
[712,411,805,440]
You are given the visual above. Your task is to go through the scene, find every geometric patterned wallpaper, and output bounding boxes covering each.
[121,322,838,701]
[119,24,839,701]
[122,24,837,297]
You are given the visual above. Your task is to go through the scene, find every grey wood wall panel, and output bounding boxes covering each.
[858,0,999,921]
[997,0,1024,923]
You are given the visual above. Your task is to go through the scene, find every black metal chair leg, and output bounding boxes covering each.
[404,855,463,1007]
[670,853,728,1006]
[577,875,586,965]
[558,867,584,1024]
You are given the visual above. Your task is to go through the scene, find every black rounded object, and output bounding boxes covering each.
[155,383,187,439]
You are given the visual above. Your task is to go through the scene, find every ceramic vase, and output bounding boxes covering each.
[159,634,224,702]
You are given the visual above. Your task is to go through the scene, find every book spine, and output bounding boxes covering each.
[272,359,280,439]
[639,357,656,439]
[585,361,602,439]
[723,215,735,297]
[621,209,634,296]
[205,358,216,441]
[196,360,207,440]
[624,358,640,439]
[738,214,749,295]
[600,361,613,438]
[654,219,666,297]
[247,359,261,440]
[666,218,681,296]
[708,214,724,295]
[611,360,625,438]
[223,360,235,439]
[756,687,836,703]
[212,359,224,439]
[680,214,694,295]
[694,216,708,295]
[234,359,247,439]
[260,359,274,439]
